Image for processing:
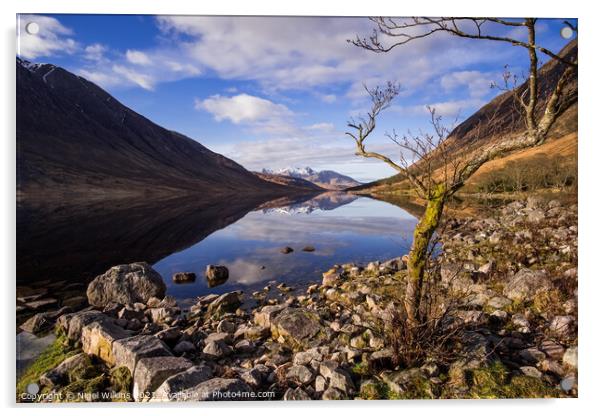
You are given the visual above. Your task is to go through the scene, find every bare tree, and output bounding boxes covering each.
[347,18,577,325]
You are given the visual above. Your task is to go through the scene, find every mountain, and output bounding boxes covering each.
[262,167,362,190]
[353,39,577,194]
[254,171,325,191]
[16,58,292,201]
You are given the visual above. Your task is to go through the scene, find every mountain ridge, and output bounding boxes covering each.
[261,166,362,190]
[16,58,295,201]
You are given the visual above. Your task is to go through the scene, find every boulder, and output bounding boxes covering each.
[549,315,575,339]
[177,378,252,401]
[281,246,294,254]
[133,356,193,401]
[503,269,553,301]
[205,265,229,287]
[173,340,196,355]
[151,365,213,401]
[563,346,578,369]
[112,335,172,373]
[81,320,132,365]
[271,308,326,350]
[302,246,316,252]
[86,262,166,307]
[58,310,110,341]
[172,272,196,284]
[207,291,242,317]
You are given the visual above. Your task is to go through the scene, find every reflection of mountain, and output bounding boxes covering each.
[259,192,358,214]
[16,195,270,284]
[261,167,362,190]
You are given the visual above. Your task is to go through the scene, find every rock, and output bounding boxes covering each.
[177,378,252,401]
[240,368,263,388]
[271,308,326,350]
[527,209,546,223]
[205,265,229,287]
[217,319,237,333]
[151,365,213,401]
[133,356,193,401]
[234,339,255,354]
[503,269,553,301]
[302,246,316,252]
[381,368,430,397]
[203,340,233,359]
[25,298,58,310]
[62,296,88,309]
[284,387,312,400]
[328,368,354,394]
[322,268,342,287]
[40,353,97,387]
[549,316,575,338]
[57,310,109,341]
[86,262,166,307]
[207,291,242,317]
[519,348,546,365]
[540,340,565,360]
[293,348,323,366]
[20,313,51,334]
[172,272,196,284]
[112,335,172,374]
[117,306,145,321]
[281,246,294,254]
[155,328,183,344]
[478,261,495,276]
[286,365,314,385]
[173,340,196,355]
[315,375,327,393]
[81,320,131,365]
[511,314,531,333]
[322,387,346,400]
[254,304,287,328]
[148,307,177,324]
[563,346,578,369]
[487,296,512,309]
[520,366,542,378]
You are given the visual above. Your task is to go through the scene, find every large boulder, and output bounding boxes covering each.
[503,269,553,301]
[112,335,172,374]
[86,262,166,307]
[133,356,193,401]
[207,291,242,317]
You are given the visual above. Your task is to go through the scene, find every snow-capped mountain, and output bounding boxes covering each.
[261,167,362,190]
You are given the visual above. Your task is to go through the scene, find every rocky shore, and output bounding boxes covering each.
[17,196,578,401]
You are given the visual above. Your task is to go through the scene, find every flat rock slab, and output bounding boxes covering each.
[58,310,109,341]
[150,365,214,401]
[133,356,193,402]
[112,335,172,374]
[178,378,252,401]
[81,320,132,366]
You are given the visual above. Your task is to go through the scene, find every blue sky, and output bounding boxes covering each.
[16,15,576,182]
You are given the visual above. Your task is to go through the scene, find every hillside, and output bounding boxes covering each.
[355,39,577,196]
[16,58,292,201]
[254,172,325,191]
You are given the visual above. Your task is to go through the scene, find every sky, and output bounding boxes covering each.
[16,15,576,182]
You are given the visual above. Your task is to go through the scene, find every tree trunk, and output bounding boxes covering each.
[405,184,446,324]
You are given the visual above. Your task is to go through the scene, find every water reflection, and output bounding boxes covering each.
[17,192,419,303]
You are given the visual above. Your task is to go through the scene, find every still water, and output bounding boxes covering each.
[153,194,418,302]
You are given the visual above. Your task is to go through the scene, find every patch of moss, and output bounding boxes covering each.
[351,361,370,377]
[109,366,132,395]
[465,361,562,399]
[16,334,77,401]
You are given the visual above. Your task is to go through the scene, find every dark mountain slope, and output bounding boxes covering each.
[16,58,290,200]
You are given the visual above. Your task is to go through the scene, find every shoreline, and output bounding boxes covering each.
[16,195,578,401]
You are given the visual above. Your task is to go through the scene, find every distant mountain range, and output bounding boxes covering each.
[16,58,296,201]
[261,167,362,190]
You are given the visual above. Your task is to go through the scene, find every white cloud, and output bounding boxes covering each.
[440,70,494,98]
[83,43,107,61]
[195,93,297,135]
[392,98,487,118]
[112,65,155,90]
[17,15,77,59]
[306,122,336,133]
[125,49,152,66]
[320,94,337,103]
